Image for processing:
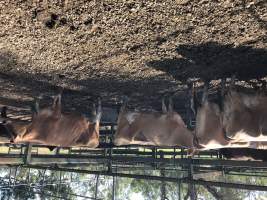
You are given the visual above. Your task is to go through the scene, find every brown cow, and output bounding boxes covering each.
[223,90,267,142]
[113,97,195,151]
[14,94,102,148]
[193,81,254,150]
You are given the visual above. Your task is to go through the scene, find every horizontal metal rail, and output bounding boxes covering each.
[27,165,267,192]
[0,151,267,168]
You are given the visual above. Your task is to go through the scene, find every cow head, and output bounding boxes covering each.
[85,97,102,148]
[193,80,231,149]
[0,107,29,143]
[14,93,63,143]
[0,106,13,141]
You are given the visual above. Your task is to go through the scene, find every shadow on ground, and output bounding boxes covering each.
[1,42,266,118]
[0,52,186,115]
[147,42,267,81]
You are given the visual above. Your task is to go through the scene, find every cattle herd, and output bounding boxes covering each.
[0,78,267,161]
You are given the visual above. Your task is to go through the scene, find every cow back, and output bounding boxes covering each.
[15,112,95,147]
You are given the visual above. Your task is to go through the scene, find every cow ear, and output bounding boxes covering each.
[162,98,167,113]
[1,107,7,118]
[92,98,102,123]
[92,103,96,115]
[52,94,61,117]
[34,98,40,114]
[120,96,129,113]
[168,97,173,112]
[201,81,209,104]
[31,98,40,120]
[96,97,102,122]
[189,82,199,116]
[229,75,236,90]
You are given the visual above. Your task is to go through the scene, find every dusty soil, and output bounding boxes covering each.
[0,0,266,119]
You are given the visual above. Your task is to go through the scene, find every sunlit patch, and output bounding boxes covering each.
[130,192,144,200]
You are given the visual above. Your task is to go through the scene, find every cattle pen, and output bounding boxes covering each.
[1,118,267,199]
[1,90,267,199]
[1,83,267,199]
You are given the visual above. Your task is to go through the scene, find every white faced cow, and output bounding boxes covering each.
[194,82,231,149]
[14,94,102,148]
[223,90,267,142]
[194,79,267,150]
[193,81,255,150]
[113,97,195,152]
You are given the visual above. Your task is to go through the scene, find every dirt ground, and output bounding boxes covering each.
[0,0,266,119]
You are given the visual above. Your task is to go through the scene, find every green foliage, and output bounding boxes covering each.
[1,167,267,200]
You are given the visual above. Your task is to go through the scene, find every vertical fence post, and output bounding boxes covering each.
[112,176,116,200]
[57,171,62,197]
[108,125,114,173]
[56,147,60,155]
[188,159,197,200]
[14,166,18,188]
[27,168,31,197]
[178,181,181,200]
[111,101,119,200]
[8,167,12,188]
[104,129,108,157]
[95,174,99,200]
[160,168,166,200]
[8,144,11,154]
[24,143,32,164]
[42,169,46,197]
[152,147,157,169]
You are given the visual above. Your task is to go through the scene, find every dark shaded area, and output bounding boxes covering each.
[147,42,267,81]
[219,148,267,161]
[0,125,11,139]
[0,52,190,123]
[1,41,267,123]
